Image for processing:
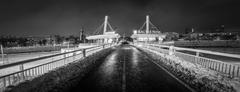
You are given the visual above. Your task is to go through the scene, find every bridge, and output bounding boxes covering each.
[0,16,240,92]
[131,15,166,42]
[86,16,120,43]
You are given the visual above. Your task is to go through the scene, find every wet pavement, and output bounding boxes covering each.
[70,45,192,92]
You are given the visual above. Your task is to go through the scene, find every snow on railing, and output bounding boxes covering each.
[0,43,114,91]
[142,43,240,77]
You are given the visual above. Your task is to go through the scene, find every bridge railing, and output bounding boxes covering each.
[0,43,114,91]
[141,43,240,77]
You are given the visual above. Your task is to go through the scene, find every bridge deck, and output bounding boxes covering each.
[69,45,192,92]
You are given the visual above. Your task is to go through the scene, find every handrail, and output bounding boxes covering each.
[0,46,103,78]
[143,43,240,77]
[149,44,240,59]
[0,45,103,70]
[0,43,114,91]
[0,45,100,78]
[0,57,66,79]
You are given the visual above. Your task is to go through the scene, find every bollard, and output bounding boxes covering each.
[82,49,86,57]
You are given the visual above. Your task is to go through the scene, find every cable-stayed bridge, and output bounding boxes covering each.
[0,15,240,92]
[131,15,166,42]
[86,16,120,43]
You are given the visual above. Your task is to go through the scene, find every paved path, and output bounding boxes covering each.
[70,45,192,92]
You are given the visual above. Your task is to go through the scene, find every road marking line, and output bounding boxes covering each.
[122,55,126,92]
[149,58,196,92]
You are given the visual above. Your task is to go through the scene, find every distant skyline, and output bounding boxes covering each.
[0,0,240,36]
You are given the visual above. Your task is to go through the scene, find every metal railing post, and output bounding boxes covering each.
[103,44,105,49]
[19,64,24,79]
[74,50,77,61]
[63,52,66,65]
[3,77,6,87]
[169,45,174,55]
[232,65,235,77]
[195,52,200,64]
[82,49,86,57]
[237,66,240,77]
[73,51,76,62]
[1,45,4,64]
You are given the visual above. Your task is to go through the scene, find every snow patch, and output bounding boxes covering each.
[143,47,240,92]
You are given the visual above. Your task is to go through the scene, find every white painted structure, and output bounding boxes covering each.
[86,16,120,43]
[146,15,150,34]
[1,45,3,64]
[131,15,166,42]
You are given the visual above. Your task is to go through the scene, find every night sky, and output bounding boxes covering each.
[0,0,240,36]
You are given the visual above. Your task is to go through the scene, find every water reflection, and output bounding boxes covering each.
[101,52,118,75]
[132,47,139,67]
[98,51,118,85]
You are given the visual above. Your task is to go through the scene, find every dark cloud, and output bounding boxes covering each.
[0,0,240,36]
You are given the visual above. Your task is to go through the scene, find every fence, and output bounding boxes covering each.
[141,43,240,77]
[0,43,114,91]
[2,45,74,54]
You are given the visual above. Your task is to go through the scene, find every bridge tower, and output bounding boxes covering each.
[86,16,120,44]
[131,15,166,42]
[146,15,150,34]
[103,16,108,34]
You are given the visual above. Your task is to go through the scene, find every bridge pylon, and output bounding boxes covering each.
[86,16,120,44]
[131,15,166,42]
